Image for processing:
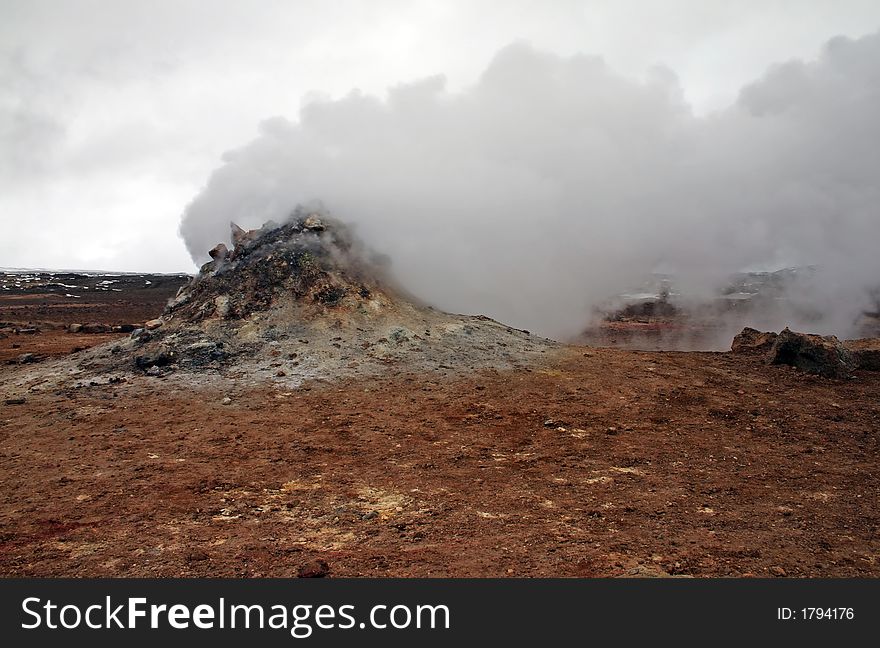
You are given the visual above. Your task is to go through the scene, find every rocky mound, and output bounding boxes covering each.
[732,326,880,378]
[165,213,385,325]
[60,209,557,387]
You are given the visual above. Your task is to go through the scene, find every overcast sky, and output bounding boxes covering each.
[2,0,880,273]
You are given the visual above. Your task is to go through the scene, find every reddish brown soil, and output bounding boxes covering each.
[2,347,878,577]
[0,330,125,363]
[0,274,184,362]
[0,290,179,328]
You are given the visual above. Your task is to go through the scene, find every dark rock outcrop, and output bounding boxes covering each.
[844,338,880,371]
[765,328,856,378]
[209,243,229,261]
[165,210,383,324]
[731,327,778,354]
[134,348,176,370]
[82,322,110,334]
[76,207,557,381]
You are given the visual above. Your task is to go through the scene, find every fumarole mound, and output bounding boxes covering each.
[79,210,557,387]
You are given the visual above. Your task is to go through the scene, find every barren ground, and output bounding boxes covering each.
[1,282,878,577]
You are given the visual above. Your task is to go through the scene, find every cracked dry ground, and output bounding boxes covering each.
[1,347,878,577]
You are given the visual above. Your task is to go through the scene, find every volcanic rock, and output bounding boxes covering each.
[765,328,856,378]
[731,327,778,354]
[82,322,110,334]
[166,212,402,327]
[45,208,555,384]
[303,215,325,231]
[130,328,149,342]
[230,221,265,254]
[213,295,230,318]
[209,243,229,261]
[844,338,880,371]
[230,222,248,247]
[134,348,176,370]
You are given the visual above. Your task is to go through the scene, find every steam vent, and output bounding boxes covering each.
[103,209,556,385]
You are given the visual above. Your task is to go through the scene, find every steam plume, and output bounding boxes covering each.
[180,33,880,340]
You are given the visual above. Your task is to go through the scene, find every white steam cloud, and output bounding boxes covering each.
[180,32,880,341]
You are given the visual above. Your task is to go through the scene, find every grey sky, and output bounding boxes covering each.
[2,0,880,275]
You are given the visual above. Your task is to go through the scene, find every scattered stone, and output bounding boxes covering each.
[82,322,110,334]
[389,327,409,343]
[768,566,787,577]
[230,222,248,247]
[16,353,38,364]
[144,319,164,330]
[68,323,83,333]
[134,349,176,370]
[199,259,218,274]
[177,340,226,366]
[221,397,232,405]
[844,338,880,371]
[275,370,286,377]
[145,366,163,377]
[17,327,39,335]
[316,285,347,306]
[765,328,856,378]
[731,327,778,354]
[4,397,26,405]
[112,324,136,333]
[130,328,150,342]
[297,559,330,578]
[303,215,325,231]
[208,243,229,261]
[214,295,230,318]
